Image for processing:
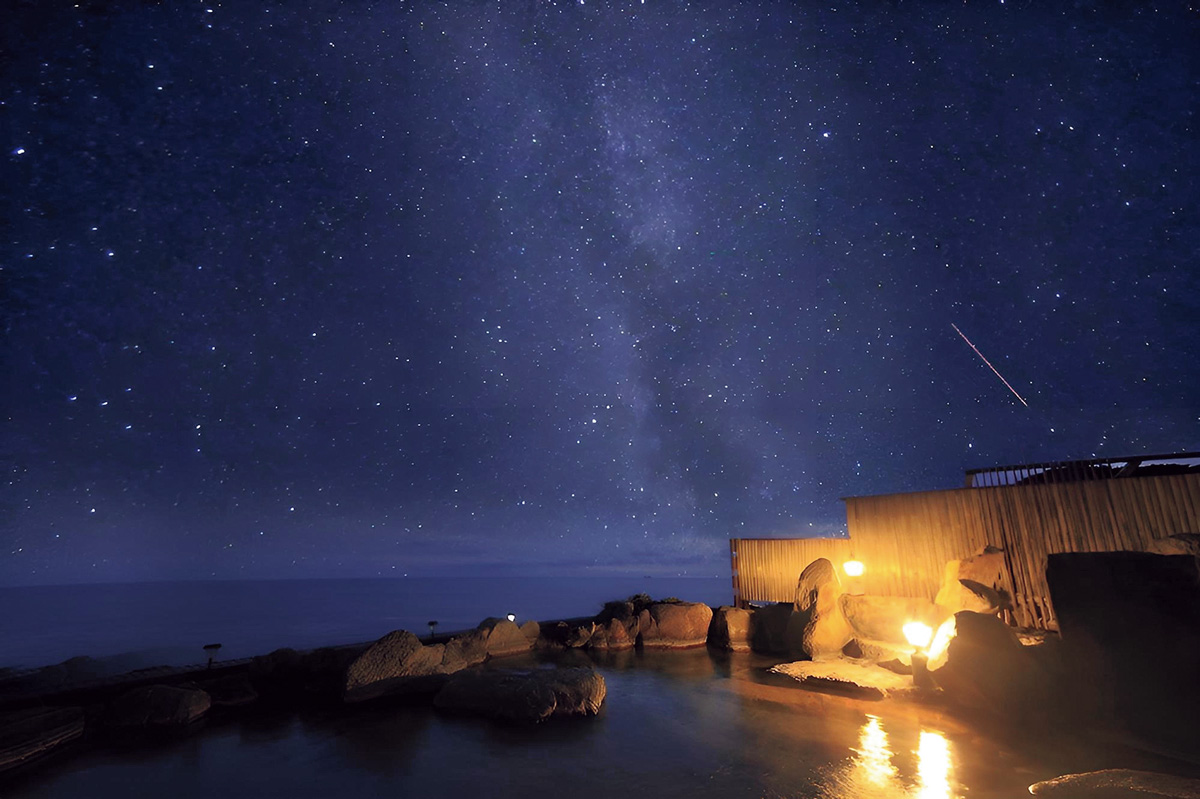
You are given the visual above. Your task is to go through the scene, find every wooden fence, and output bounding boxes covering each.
[731,471,1200,630]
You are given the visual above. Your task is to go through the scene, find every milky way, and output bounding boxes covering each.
[4,2,1197,584]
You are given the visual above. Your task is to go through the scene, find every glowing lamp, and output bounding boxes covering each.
[842,560,865,578]
[903,621,938,692]
[506,613,516,623]
[902,621,934,651]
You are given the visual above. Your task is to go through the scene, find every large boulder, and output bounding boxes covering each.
[707,606,752,652]
[929,611,1048,720]
[478,618,533,659]
[935,548,1006,616]
[840,594,946,666]
[433,668,606,723]
[788,558,854,660]
[589,617,637,651]
[638,602,713,649]
[1046,551,1200,750]
[343,630,450,703]
[108,684,211,728]
[750,603,793,654]
[840,594,943,647]
[1146,534,1200,557]
[196,673,259,708]
[440,629,490,672]
[519,620,541,642]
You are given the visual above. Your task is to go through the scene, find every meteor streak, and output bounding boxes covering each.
[951,323,1029,407]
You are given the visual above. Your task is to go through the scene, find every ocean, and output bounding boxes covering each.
[0,575,732,672]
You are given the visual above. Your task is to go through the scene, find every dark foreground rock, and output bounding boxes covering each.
[1046,551,1200,751]
[750,603,793,654]
[433,668,606,723]
[107,684,211,728]
[929,611,1047,720]
[0,706,85,773]
[1029,768,1200,797]
[707,606,752,652]
[196,673,259,708]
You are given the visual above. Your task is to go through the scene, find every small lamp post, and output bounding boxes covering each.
[427,620,438,641]
[902,622,935,691]
[203,643,222,669]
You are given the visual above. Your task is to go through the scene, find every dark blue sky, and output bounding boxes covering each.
[4,2,1197,585]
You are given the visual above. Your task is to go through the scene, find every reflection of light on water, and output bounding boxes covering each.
[821,718,960,799]
[915,730,953,799]
[855,715,897,786]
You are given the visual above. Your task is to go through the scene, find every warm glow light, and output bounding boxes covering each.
[903,621,934,650]
[855,715,897,787]
[915,730,954,799]
[842,560,865,577]
[927,617,958,669]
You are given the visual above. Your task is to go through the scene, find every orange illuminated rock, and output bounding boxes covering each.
[789,558,854,661]
[638,601,713,649]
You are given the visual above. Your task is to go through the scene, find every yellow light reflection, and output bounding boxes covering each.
[855,715,897,786]
[822,718,961,799]
[915,730,953,799]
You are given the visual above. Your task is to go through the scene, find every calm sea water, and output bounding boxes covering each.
[0,576,731,671]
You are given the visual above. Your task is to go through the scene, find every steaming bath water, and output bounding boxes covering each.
[4,648,1071,799]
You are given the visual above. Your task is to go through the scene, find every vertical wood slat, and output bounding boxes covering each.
[731,473,1200,629]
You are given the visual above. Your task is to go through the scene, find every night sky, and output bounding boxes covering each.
[4,2,1198,586]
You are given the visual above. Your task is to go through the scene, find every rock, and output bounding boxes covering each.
[196,673,258,708]
[108,684,211,728]
[638,602,713,649]
[589,617,636,651]
[478,618,533,659]
[929,611,1045,719]
[519,620,541,641]
[840,594,943,651]
[299,647,361,697]
[248,647,304,696]
[935,558,1003,616]
[788,558,854,660]
[770,660,916,700]
[958,545,1006,586]
[536,621,573,650]
[1046,551,1200,750]
[1147,534,1200,557]
[0,706,85,773]
[343,630,449,703]
[441,629,490,672]
[750,603,793,654]
[565,623,595,648]
[434,668,606,723]
[1029,768,1200,797]
[707,606,753,652]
